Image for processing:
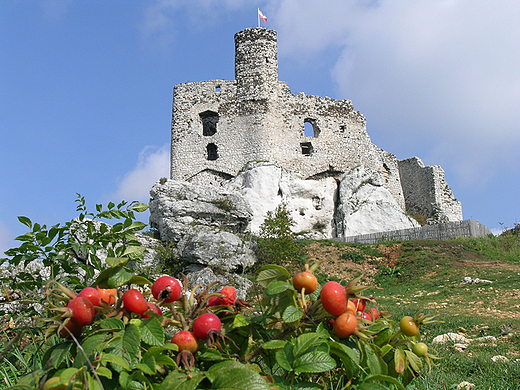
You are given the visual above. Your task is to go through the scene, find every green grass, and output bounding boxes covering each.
[363,236,520,390]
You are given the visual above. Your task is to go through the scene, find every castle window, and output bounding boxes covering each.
[200,110,219,136]
[304,118,320,137]
[382,163,390,183]
[215,85,221,92]
[300,142,313,156]
[340,125,346,132]
[206,143,219,160]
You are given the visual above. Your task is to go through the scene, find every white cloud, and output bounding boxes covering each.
[269,0,520,187]
[111,145,170,204]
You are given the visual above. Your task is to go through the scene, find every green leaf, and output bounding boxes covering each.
[198,350,227,362]
[15,232,35,242]
[99,353,130,371]
[363,344,388,376]
[122,245,146,259]
[357,383,390,390]
[282,305,303,323]
[128,275,152,286]
[275,344,294,372]
[154,354,177,367]
[293,350,336,373]
[262,340,287,350]
[123,323,141,358]
[207,361,270,390]
[106,257,130,267]
[292,382,324,390]
[380,344,393,357]
[148,343,179,354]
[18,216,32,228]
[108,267,134,288]
[257,266,290,287]
[315,321,331,337]
[59,367,79,385]
[119,371,131,389]
[233,314,249,328]
[139,317,165,346]
[131,203,149,212]
[135,361,155,375]
[95,366,113,379]
[404,349,423,372]
[127,221,147,231]
[81,334,107,357]
[159,371,205,390]
[364,374,406,390]
[293,333,326,358]
[43,342,73,369]
[87,373,102,390]
[100,318,125,330]
[265,280,293,295]
[328,341,360,379]
[394,349,406,374]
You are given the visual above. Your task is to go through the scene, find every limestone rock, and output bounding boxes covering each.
[185,266,253,300]
[432,333,470,344]
[335,166,420,239]
[226,162,336,239]
[149,179,253,242]
[149,179,256,272]
[177,228,256,272]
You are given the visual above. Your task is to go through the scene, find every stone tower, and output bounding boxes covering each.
[235,28,278,101]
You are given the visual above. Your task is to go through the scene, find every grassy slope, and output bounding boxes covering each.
[300,235,520,390]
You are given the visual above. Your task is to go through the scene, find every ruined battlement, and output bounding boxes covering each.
[170,27,462,224]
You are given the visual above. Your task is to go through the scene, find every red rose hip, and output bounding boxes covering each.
[152,275,182,303]
[122,289,149,315]
[193,313,221,340]
[320,281,348,316]
[171,331,199,353]
[67,297,96,326]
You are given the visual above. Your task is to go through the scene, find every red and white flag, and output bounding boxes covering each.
[258,8,267,23]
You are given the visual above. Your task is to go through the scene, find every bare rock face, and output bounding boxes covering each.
[335,166,420,239]
[186,267,252,300]
[226,162,336,240]
[149,179,256,272]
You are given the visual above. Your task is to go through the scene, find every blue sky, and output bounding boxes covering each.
[1,0,519,254]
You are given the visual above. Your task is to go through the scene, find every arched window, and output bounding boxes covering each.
[304,118,320,137]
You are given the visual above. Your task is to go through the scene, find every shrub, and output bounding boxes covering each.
[255,203,299,266]
[1,197,442,390]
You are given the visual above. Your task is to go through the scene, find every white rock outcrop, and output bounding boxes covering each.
[149,180,256,272]
[225,162,336,239]
[335,166,420,239]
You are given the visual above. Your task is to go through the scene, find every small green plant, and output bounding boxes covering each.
[255,203,299,266]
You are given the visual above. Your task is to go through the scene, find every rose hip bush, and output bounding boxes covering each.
[1,197,441,390]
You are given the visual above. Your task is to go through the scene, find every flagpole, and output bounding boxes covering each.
[257,8,260,28]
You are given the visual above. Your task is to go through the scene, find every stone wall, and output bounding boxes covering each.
[398,157,463,222]
[344,220,490,244]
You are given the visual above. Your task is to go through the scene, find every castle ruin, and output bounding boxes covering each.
[170,28,463,228]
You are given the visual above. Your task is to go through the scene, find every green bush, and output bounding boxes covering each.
[255,203,299,266]
[1,197,442,390]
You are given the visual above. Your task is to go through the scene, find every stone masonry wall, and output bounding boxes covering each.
[344,220,490,244]
[398,157,463,222]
